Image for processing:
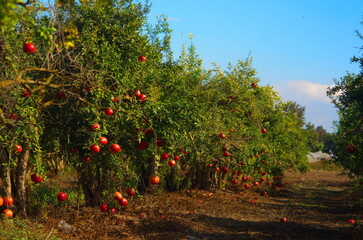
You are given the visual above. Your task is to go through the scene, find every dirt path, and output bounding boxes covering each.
[50,169,362,240]
[133,170,361,240]
[242,169,362,240]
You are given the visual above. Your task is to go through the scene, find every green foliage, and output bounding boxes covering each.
[328,72,363,177]
[0,0,19,29]
[327,19,363,177]
[28,181,84,210]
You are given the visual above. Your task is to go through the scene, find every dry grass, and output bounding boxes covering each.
[28,168,363,240]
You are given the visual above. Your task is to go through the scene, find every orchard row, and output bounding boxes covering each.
[0,1,311,217]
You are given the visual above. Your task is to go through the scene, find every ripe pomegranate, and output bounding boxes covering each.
[31,173,43,183]
[99,137,108,145]
[109,144,121,153]
[126,188,136,197]
[23,43,36,54]
[2,209,13,218]
[15,145,22,153]
[219,133,227,139]
[221,166,229,173]
[4,197,14,206]
[223,151,231,157]
[161,153,169,160]
[118,197,128,207]
[137,141,149,150]
[168,159,176,167]
[100,203,108,212]
[149,175,160,185]
[138,56,147,62]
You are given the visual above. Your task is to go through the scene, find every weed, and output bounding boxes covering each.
[0,218,62,240]
[309,161,344,171]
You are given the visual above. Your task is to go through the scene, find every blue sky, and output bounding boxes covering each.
[148,0,363,132]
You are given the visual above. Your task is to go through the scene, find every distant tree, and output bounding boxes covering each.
[316,126,327,142]
[305,123,322,152]
[315,126,335,153]
[322,133,335,154]
[282,101,305,127]
[304,123,335,153]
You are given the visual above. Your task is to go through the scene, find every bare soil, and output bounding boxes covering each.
[41,169,363,240]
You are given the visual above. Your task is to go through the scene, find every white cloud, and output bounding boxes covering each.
[275,80,334,103]
[289,80,333,102]
[273,80,338,132]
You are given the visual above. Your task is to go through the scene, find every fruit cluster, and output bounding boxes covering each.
[0,196,14,218]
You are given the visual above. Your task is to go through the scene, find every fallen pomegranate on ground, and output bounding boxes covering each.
[23,43,36,54]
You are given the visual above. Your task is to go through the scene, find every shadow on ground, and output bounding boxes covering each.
[137,214,355,240]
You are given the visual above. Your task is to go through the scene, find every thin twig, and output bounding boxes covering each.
[44,226,54,240]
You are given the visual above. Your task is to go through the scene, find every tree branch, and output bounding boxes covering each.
[17,0,36,7]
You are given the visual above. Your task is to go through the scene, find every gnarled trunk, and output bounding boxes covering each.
[77,157,102,207]
[166,163,180,191]
[181,166,195,189]
[200,166,210,190]
[14,142,30,216]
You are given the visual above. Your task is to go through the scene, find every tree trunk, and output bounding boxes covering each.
[220,172,227,190]
[148,157,158,177]
[4,165,11,195]
[166,163,180,191]
[200,166,209,190]
[209,167,216,188]
[47,154,65,177]
[193,166,202,189]
[174,163,181,190]
[0,146,12,196]
[14,142,30,216]
[78,161,102,207]
[181,166,195,189]
[215,170,221,189]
